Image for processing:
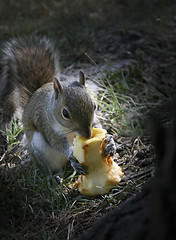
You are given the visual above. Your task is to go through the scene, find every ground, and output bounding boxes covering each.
[0,1,176,239]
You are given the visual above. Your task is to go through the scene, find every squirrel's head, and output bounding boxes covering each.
[52,71,95,138]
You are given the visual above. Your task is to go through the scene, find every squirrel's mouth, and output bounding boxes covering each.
[77,128,92,139]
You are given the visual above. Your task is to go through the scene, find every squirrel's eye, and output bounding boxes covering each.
[62,108,70,119]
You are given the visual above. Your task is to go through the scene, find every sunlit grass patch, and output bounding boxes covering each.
[87,58,169,138]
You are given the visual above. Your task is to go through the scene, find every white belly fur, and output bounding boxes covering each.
[31,131,67,172]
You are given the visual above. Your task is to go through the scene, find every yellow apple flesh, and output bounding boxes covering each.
[73,128,124,196]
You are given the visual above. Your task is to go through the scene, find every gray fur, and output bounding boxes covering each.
[0,36,98,174]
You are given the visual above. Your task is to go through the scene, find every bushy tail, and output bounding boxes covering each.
[0,35,59,129]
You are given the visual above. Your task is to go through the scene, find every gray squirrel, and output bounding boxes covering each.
[0,35,116,175]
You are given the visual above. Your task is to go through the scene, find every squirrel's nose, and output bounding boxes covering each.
[87,128,92,139]
[81,127,92,139]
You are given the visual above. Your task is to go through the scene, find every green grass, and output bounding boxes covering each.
[0,57,169,239]
[0,63,156,239]
[1,154,78,238]
[6,119,23,149]
[89,60,166,137]
[1,151,148,239]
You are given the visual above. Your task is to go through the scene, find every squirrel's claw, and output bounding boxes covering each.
[68,154,87,175]
[104,134,116,157]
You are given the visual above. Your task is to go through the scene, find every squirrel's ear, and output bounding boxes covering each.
[53,76,62,99]
[79,71,85,86]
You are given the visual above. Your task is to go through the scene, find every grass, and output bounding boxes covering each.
[0,64,156,239]
[89,60,166,137]
[0,0,176,239]
[6,119,23,149]
[1,151,152,239]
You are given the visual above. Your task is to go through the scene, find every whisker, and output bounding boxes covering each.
[58,128,76,136]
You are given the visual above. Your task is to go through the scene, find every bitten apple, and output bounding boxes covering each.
[73,128,124,196]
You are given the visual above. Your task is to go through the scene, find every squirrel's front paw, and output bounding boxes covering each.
[68,154,87,175]
[103,134,116,157]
